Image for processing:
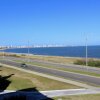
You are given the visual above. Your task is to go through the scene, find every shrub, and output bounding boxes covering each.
[74,59,100,68]
[74,59,86,65]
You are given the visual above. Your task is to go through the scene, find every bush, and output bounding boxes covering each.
[74,59,100,68]
[74,59,86,65]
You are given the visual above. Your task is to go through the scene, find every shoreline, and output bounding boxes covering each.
[1,46,100,59]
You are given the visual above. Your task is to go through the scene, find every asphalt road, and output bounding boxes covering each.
[1,56,100,74]
[0,59,100,86]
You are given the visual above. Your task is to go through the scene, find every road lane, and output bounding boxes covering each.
[0,59,100,86]
[1,56,100,74]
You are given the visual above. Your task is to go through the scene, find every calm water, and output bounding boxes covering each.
[2,46,100,58]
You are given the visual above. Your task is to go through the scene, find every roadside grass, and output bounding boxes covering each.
[0,66,79,91]
[22,55,78,64]
[14,60,100,77]
[7,76,33,90]
[0,52,77,64]
[53,94,100,100]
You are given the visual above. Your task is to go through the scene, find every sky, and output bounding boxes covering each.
[0,0,100,46]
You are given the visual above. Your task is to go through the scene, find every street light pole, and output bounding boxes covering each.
[3,48,4,59]
[85,35,88,67]
[27,41,30,62]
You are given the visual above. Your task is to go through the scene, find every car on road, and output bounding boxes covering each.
[21,63,27,67]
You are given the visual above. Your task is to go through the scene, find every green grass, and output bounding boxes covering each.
[0,65,79,91]
[53,94,100,100]
[7,76,33,90]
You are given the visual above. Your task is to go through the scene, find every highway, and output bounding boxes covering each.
[1,56,100,74]
[0,59,100,86]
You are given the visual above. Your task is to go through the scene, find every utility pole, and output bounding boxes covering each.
[3,48,4,59]
[2,45,5,59]
[85,35,88,67]
[27,41,30,62]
